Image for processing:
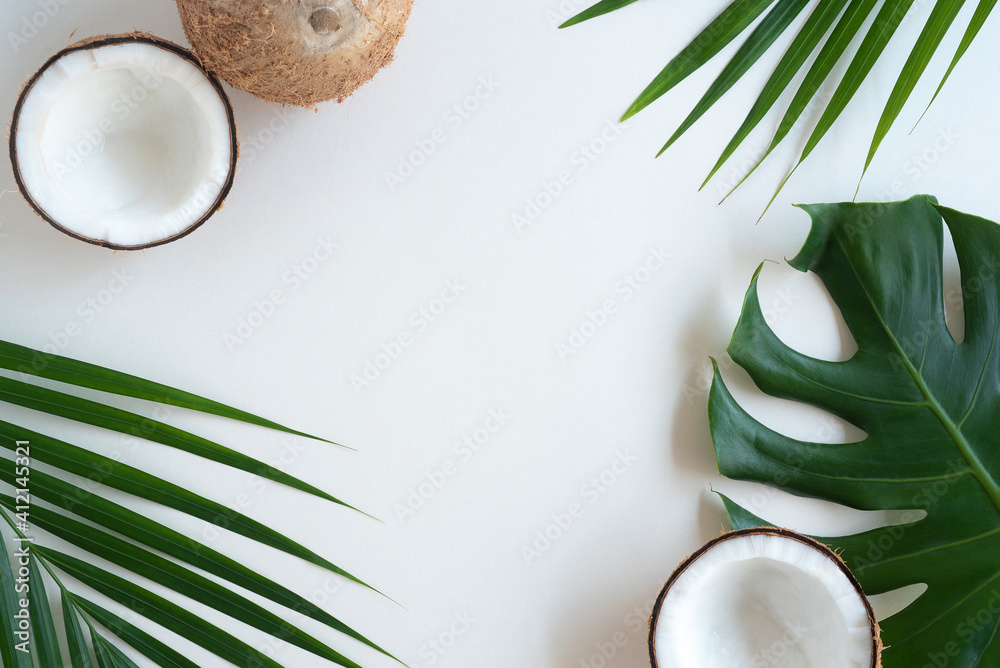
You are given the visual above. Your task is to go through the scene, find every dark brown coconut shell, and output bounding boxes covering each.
[175,0,413,107]
[9,32,238,251]
[648,526,883,668]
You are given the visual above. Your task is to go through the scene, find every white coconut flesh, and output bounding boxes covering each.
[651,530,878,668]
[13,38,235,248]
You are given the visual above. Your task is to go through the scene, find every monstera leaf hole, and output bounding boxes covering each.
[752,265,859,362]
[711,263,866,453]
[648,527,881,668]
[940,227,966,344]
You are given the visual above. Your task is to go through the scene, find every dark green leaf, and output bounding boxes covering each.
[719,491,772,529]
[559,0,641,28]
[719,0,880,199]
[702,0,851,188]
[0,422,387,619]
[658,0,811,156]
[37,547,286,668]
[709,195,1000,666]
[795,0,916,167]
[62,590,95,668]
[568,0,996,206]
[0,339,330,444]
[0,518,33,668]
[0,455,375,593]
[90,630,140,668]
[28,554,62,667]
[621,0,779,121]
[0,339,391,667]
[924,0,999,114]
[756,0,921,213]
[0,376,360,512]
[863,0,966,177]
[70,595,201,668]
[18,501,368,668]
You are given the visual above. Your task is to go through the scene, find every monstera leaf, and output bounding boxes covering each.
[709,195,1000,665]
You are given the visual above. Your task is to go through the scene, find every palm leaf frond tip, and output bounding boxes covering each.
[563,0,996,210]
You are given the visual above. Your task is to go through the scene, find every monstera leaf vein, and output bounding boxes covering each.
[956,323,997,426]
[830,234,1000,512]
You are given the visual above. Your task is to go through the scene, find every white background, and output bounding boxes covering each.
[2,0,999,666]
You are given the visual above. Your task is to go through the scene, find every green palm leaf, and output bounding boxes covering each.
[718,0,879,199]
[0,424,386,640]
[562,0,997,206]
[89,630,140,668]
[0,376,360,511]
[0,528,32,668]
[13,502,367,668]
[70,596,199,668]
[0,339,330,443]
[862,0,966,181]
[37,547,286,668]
[657,0,811,157]
[709,196,1000,665]
[924,0,998,112]
[0,426,374,591]
[558,0,642,27]
[702,0,850,189]
[760,0,917,211]
[62,591,95,668]
[619,0,778,121]
[27,556,60,668]
[0,339,394,667]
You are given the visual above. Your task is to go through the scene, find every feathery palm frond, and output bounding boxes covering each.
[0,339,395,668]
[562,0,996,212]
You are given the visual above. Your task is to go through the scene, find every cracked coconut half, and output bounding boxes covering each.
[175,0,413,107]
[649,527,881,668]
[10,32,238,250]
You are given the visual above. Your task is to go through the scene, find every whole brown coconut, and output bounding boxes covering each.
[175,0,412,107]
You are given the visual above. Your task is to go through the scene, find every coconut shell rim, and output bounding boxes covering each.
[8,31,239,251]
[647,526,883,668]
